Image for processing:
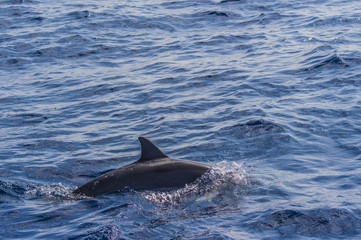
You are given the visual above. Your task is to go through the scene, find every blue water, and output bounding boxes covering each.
[1,0,360,239]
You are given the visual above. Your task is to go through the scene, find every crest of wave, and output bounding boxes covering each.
[141,161,249,206]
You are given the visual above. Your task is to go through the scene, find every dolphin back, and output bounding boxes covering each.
[73,137,210,197]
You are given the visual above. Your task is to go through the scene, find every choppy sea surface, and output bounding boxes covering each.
[1,0,361,239]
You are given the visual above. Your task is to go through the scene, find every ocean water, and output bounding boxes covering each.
[1,0,360,239]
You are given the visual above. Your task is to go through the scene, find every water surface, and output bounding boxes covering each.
[1,0,361,239]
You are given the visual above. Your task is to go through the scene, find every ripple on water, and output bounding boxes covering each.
[255,208,361,237]
[0,0,360,239]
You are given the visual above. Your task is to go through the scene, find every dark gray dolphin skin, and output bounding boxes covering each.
[73,137,211,197]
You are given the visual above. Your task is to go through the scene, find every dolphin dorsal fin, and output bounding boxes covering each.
[138,137,168,162]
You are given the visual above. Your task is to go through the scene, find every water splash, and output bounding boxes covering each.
[141,161,249,206]
[24,182,76,200]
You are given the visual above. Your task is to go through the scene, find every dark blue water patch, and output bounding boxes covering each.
[59,83,122,100]
[0,6,44,32]
[71,224,122,240]
[305,53,349,71]
[68,157,134,178]
[215,119,292,161]
[1,0,34,4]
[21,140,88,152]
[248,184,290,202]
[274,158,319,174]
[253,12,288,25]
[216,119,287,140]
[283,46,349,74]
[29,46,95,60]
[105,16,176,32]
[2,199,101,239]
[99,203,130,216]
[66,10,91,20]
[194,34,255,47]
[254,208,361,238]
[186,10,236,25]
[2,113,48,126]
[310,173,361,191]
[0,169,16,178]
[0,5,31,17]
[26,166,75,183]
[206,10,230,17]
[57,34,92,46]
[22,39,124,64]
[304,15,361,28]
[0,188,20,202]
[3,42,34,56]
[220,0,247,4]
[26,41,146,63]
[344,57,361,65]
[30,16,43,21]
[1,58,29,68]
[0,180,31,198]
[324,76,360,88]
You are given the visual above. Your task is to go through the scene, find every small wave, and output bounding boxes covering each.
[74,225,122,240]
[220,0,247,3]
[66,10,92,20]
[305,54,349,71]
[286,46,349,74]
[304,16,361,28]
[0,179,29,196]
[5,113,48,126]
[0,188,20,201]
[0,168,16,177]
[141,161,249,206]
[216,119,286,138]
[97,17,176,32]
[3,0,28,4]
[206,11,229,17]
[255,208,361,237]
[57,34,92,45]
[21,140,87,151]
[1,58,29,67]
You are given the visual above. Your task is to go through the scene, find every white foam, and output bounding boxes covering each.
[141,161,249,205]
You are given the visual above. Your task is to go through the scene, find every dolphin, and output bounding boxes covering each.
[73,137,211,197]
